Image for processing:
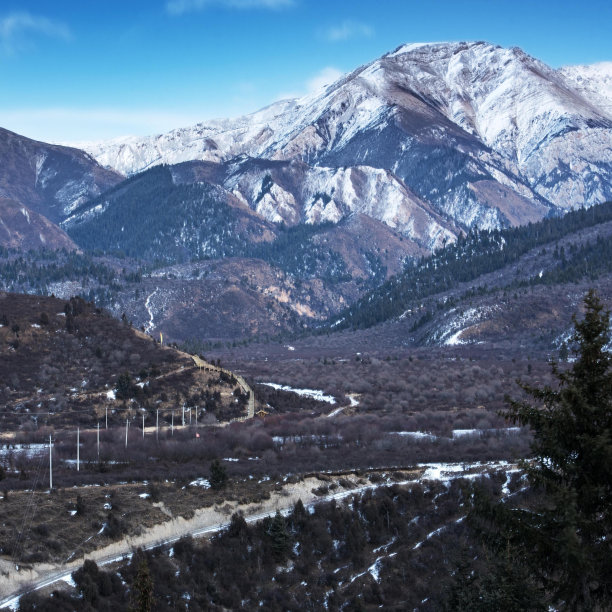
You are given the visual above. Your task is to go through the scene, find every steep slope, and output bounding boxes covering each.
[175,158,457,251]
[0,197,77,250]
[0,292,245,430]
[0,127,123,225]
[62,161,431,280]
[63,164,276,262]
[327,200,612,344]
[560,62,612,118]
[83,42,612,232]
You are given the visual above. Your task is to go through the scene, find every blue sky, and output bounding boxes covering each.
[1,0,610,143]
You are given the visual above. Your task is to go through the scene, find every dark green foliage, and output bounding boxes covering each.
[267,510,292,561]
[67,165,248,263]
[0,248,122,298]
[444,553,547,612]
[464,290,612,610]
[115,371,133,400]
[65,164,357,285]
[23,481,515,610]
[246,221,351,283]
[131,559,154,612]
[71,559,123,610]
[75,494,86,517]
[335,200,612,330]
[209,458,227,490]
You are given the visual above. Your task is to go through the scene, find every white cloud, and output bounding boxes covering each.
[306,67,344,93]
[276,66,344,101]
[0,12,71,54]
[323,20,373,42]
[167,0,294,15]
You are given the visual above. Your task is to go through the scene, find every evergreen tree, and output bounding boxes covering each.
[464,290,612,610]
[115,371,133,399]
[131,559,154,612]
[268,510,292,561]
[209,458,227,490]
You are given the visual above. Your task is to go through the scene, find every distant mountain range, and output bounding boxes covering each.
[80,42,612,241]
[0,41,611,344]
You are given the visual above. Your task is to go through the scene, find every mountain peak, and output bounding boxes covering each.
[77,41,611,229]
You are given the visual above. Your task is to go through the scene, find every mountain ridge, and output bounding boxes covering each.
[72,41,611,256]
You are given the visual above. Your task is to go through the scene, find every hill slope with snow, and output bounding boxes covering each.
[82,41,612,239]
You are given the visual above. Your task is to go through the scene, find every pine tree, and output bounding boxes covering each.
[268,510,292,561]
[116,371,133,399]
[209,458,227,490]
[464,290,612,610]
[131,559,154,612]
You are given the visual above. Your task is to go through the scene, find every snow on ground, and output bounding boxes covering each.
[0,460,522,607]
[389,431,437,441]
[0,444,47,458]
[259,383,336,404]
[106,390,116,400]
[327,394,359,417]
[452,427,521,438]
[419,460,511,482]
[439,305,500,346]
[502,469,520,496]
[413,516,465,550]
[144,288,159,334]
[187,478,211,489]
[445,328,468,346]
[389,428,521,442]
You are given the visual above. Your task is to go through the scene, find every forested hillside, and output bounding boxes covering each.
[333,201,612,331]
[64,166,258,263]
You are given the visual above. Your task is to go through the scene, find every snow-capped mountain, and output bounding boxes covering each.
[560,62,612,118]
[82,41,612,240]
[0,127,122,225]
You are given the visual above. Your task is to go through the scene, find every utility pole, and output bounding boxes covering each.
[182,405,185,426]
[171,410,174,436]
[156,409,159,441]
[97,422,100,460]
[77,427,80,472]
[125,418,129,448]
[105,405,108,429]
[49,435,52,490]
[189,408,192,425]
[142,414,145,438]
[195,408,198,427]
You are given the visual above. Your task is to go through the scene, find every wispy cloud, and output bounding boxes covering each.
[323,20,374,42]
[0,12,71,54]
[167,0,294,15]
[277,66,344,100]
[306,67,344,93]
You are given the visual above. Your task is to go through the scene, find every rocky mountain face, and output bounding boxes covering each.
[0,127,122,248]
[83,42,612,243]
[2,42,611,344]
[0,197,77,250]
